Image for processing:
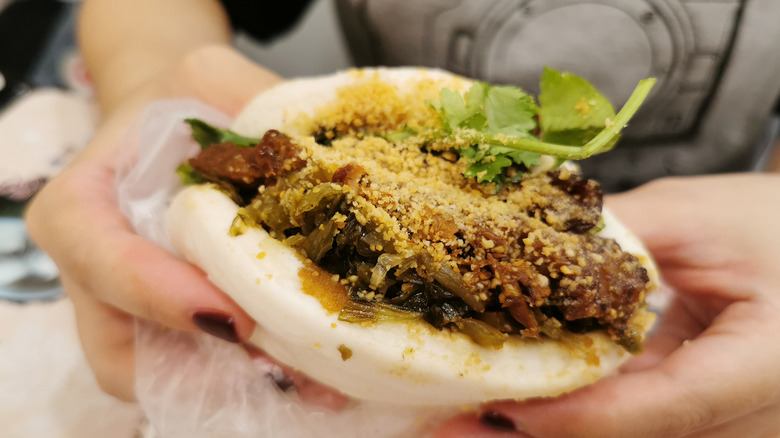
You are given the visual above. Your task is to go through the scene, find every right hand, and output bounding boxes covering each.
[26,46,281,401]
[434,174,780,438]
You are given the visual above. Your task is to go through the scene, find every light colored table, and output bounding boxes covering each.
[0,297,143,438]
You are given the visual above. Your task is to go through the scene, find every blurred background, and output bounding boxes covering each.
[0,1,349,437]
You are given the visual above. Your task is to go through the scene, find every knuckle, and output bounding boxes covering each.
[174,44,235,84]
[92,365,135,402]
[671,395,715,435]
[108,240,171,325]
[563,411,624,438]
[79,326,136,401]
[662,372,717,436]
[24,179,63,247]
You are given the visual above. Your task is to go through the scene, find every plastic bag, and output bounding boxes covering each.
[115,100,455,438]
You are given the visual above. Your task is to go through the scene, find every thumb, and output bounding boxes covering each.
[476,308,780,438]
[170,45,282,116]
[604,177,704,259]
[605,175,780,300]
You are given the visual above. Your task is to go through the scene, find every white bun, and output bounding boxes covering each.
[167,68,656,406]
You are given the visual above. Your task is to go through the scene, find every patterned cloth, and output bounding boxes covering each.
[227,0,780,191]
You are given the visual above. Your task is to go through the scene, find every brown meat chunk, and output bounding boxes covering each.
[189,130,305,189]
[332,163,367,190]
[189,143,261,186]
[520,227,648,340]
[252,130,306,182]
[524,168,603,233]
[415,208,459,243]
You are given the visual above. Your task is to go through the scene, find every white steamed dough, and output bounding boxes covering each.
[166,68,657,405]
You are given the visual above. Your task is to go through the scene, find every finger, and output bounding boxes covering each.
[293,374,351,411]
[248,348,350,411]
[434,413,523,438]
[478,300,780,438]
[64,275,137,401]
[70,46,282,163]
[28,160,256,342]
[88,232,257,340]
[170,45,282,116]
[447,403,780,438]
[620,294,708,373]
[606,175,780,297]
[684,402,780,438]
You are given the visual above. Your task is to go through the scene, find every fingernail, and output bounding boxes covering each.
[269,369,295,392]
[193,311,240,343]
[479,411,516,431]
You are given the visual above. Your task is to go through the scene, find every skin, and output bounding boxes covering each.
[435,175,780,438]
[25,0,780,435]
[26,0,281,401]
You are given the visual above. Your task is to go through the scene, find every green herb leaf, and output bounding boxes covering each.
[426,69,655,185]
[437,85,488,132]
[484,85,537,138]
[462,145,541,186]
[176,162,207,185]
[184,118,261,149]
[384,126,417,142]
[429,82,544,186]
[464,155,513,184]
[538,66,616,145]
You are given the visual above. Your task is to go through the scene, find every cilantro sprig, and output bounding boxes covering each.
[427,67,656,185]
[184,118,261,149]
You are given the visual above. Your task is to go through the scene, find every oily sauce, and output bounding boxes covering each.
[298,260,349,314]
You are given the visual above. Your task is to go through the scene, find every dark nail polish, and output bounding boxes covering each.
[193,311,240,343]
[479,411,516,431]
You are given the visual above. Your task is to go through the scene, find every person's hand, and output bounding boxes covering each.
[435,174,780,438]
[25,46,282,401]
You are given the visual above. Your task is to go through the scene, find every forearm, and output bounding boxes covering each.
[78,0,232,115]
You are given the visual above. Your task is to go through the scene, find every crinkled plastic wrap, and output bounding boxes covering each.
[115,100,454,438]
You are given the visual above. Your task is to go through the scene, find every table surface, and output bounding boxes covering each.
[0,297,143,438]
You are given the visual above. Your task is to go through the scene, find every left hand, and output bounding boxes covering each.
[434,174,780,438]
[26,46,281,400]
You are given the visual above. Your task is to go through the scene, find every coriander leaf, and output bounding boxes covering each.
[538,67,615,145]
[542,127,606,148]
[484,86,538,137]
[185,119,261,149]
[433,77,655,161]
[422,69,655,186]
[466,82,488,110]
[463,155,513,183]
[460,144,487,162]
[384,129,417,142]
[176,162,207,185]
[460,144,541,187]
[438,88,471,131]
[463,113,488,131]
[436,83,493,132]
[488,146,541,169]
